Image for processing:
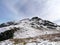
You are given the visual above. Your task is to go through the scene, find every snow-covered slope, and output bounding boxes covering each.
[0,17,60,45]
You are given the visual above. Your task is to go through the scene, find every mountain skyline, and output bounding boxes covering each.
[0,17,60,45]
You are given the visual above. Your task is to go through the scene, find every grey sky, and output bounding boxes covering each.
[0,0,60,25]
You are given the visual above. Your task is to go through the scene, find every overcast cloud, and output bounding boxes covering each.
[0,0,60,25]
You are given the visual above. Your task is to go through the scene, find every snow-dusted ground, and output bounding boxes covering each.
[0,17,60,45]
[0,39,60,45]
[0,19,60,39]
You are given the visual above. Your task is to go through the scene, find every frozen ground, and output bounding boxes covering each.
[0,17,60,45]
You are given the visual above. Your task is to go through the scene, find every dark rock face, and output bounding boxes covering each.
[0,21,18,28]
[0,23,7,28]
[0,30,14,41]
[30,17,59,29]
[0,27,20,41]
[31,17,41,21]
